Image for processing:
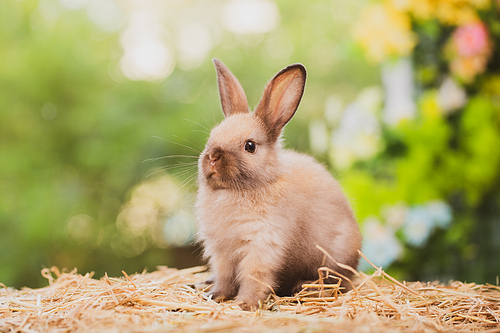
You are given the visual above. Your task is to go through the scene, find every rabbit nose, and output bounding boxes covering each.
[208,150,222,165]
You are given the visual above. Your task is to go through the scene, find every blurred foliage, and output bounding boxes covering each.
[343,0,500,282]
[0,0,377,288]
[3,0,497,290]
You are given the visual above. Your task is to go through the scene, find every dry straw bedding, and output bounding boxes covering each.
[1,256,500,333]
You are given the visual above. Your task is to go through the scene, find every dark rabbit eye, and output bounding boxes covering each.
[244,140,256,153]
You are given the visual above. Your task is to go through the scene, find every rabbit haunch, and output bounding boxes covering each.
[195,59,362,310]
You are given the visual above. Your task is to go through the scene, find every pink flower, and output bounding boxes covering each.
[446,21,493,83]
[453,22,490,57]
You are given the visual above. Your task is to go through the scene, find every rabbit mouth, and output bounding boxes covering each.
[207,171,219,180]
[206,161,221,178]
[204,165,224,183]
[210,163,218,175]
[205,172,230,190]
[204,164,241,190]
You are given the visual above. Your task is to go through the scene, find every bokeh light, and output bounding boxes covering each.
[65,214,94,244]
[222,0,279,34]
[85,0,123,32]
[119,9,175,81]
[177,22,213,70]
[115,173,196,254]
[41,102,58,120]
[2,0,500,290]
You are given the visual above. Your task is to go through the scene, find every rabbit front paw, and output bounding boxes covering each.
[209,282,236,302]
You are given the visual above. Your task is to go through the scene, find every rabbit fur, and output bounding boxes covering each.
[195,59,362,311]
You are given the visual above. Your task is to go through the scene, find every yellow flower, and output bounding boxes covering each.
[450,56,489,83]
[436,0,480,25]
[406,0,435,21]
[468,0,491,9]
[355,0,492,62]
[420,91,442,119]
[354,3,416,62]
[403,0,490,25]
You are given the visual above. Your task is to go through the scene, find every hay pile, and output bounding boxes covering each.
[1,258,499,333]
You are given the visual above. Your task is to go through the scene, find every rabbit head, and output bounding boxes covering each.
[199,59,306,191]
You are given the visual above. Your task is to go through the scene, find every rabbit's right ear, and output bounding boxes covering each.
[255,64,306,142]
[213,59,249,118]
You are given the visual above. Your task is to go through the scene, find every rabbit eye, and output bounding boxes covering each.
[244,140,256,153]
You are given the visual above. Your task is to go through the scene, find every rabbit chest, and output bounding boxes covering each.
[196,184,292,255]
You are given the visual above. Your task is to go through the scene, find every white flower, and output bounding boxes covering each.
[381,202,408,229]
[402,206,434,246]
[356,86,383,115]
[382,57,416,126]
[401,201,453,247]
[309,119,329,155]
[324,95,344,127]
[359,217,403,270]
[425,200,452,228]
[328,145,355,171]
[437,77,467,115]
[329,98,382,170]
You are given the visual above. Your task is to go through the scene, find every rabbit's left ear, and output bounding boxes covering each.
[255,64,306,142]
[213,58,250,118]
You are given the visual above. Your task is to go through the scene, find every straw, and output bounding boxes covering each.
[1,262,499,332]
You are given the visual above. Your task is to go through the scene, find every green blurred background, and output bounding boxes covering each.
[1,0,499,289]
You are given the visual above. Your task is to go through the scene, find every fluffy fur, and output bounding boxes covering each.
[195,59,362,310]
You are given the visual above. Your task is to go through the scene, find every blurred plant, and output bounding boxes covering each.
[445,22,492,83]
[354,0,494,63]
[115,173,196,256]
[358,199,452,270]
[0,0,377,288]
[2,0,498,289]
[326,87,384,170]
[358,216,403,270]
[354,2,416,62]
[321,0,500,282]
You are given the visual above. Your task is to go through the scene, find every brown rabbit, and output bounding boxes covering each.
[195,59,362,311]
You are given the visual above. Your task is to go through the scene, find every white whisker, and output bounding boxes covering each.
[171,134,205,153]
[195,108,214,131]
[143,155,199,163]
[151,136,201,155]
[182,117,211,134]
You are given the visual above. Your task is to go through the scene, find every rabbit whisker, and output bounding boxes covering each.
[143,155,199,163]
[151,136,201,155]
[195,108,214,131]
[182,117,212,134]
[171,134,205,152]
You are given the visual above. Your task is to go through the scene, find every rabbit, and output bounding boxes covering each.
[195,58,362,311]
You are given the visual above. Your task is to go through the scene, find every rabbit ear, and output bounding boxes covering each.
[255,63,306,142]
[213,58,249,118]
